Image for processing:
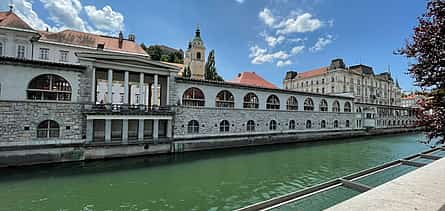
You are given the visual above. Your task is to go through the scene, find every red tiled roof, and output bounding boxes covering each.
[38,30,148,56]
[0,11,33,30]
[296,67,328,79]
[227,72,278,89]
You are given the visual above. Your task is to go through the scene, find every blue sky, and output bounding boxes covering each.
[2,0,427,91]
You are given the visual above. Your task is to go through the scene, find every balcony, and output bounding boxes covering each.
[83,104,175,115]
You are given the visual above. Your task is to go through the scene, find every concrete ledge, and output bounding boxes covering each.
[325,157,445,211]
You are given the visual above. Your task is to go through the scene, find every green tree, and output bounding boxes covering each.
[183,66,191,78]
[160,54,169,62]
[398,0,445,144]
[204,50,224,81]
[146,46,162,61]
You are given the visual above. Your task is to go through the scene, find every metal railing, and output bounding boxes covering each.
[84,104,173,113]
[235,146,445,211]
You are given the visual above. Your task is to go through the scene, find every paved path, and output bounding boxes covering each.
[326,157,445,211]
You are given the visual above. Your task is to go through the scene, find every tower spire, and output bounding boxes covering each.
[195,25,201,38]
[8,0,14,12]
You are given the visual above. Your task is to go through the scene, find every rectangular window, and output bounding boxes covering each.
[59,50,68,62]
[17,45,25,58]
[39,48,49,60]
[0,42,3,56]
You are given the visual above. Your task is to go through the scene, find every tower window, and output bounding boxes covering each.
[196,52,201,60]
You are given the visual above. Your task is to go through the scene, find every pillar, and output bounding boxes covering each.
[153,119,159,142]
[105,119,111,143]
[107,69,113,104]
[166,76,170,107]
[86,119,93,143]
[122,119,128,144]
[91,67,96,103]
[153,74,158,108]
[167,120,172,139]
[138,119,144,141]
[124,71,129,104]
[139,72,144,106]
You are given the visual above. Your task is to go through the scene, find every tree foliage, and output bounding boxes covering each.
[204,50,224,81]
[398,0,445,144]
[140,44,184,64]
[183,66,192,78]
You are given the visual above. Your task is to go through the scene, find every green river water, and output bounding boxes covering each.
[0,133,436,211]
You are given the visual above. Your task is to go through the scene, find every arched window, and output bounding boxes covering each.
[266,95,280,109]
[187,120,199,134]
[319,99,328,112]
[0,42,3,56]
[37,120,60,138]
[247,120,255,132]
[334,120,339,128]
[269,120,277,130]
[346,120,350,128]
[306,120,312,129]
[27,74,71,101]
[289,120,296,129]
[182,87,205,107]
[321,120,326,128]
[220,120,230,132]
[196,52,201,60]
[216,90,234,108]
[286,96,298,110]
[304,98,314,111]
[243,93,259,109]
[332,101,340,112]
[344,102,352,112]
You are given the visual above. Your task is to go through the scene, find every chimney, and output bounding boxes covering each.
[97,43,105,50]
[128,33,135,42]
[118,31,123,48]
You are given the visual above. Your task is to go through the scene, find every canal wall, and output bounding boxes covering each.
[172,127,421,152]
[325,156,445,211]
[0,127,421,167]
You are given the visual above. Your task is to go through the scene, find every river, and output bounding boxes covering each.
[0,133,434,211]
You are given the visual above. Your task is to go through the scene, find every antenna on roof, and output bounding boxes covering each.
[8,0,14,12]
[387,64,392,75]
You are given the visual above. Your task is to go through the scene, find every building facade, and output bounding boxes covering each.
[283,59,402,106]
[0,10,418,150]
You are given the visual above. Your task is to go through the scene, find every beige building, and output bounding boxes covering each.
[183,27,206,80]
[283,58,402,106]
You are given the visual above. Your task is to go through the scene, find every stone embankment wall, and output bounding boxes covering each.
[0,101,84,142]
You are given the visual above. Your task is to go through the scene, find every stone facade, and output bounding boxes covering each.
[0,101,84,142]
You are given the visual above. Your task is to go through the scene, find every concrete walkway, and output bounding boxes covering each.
[326,157,445,211]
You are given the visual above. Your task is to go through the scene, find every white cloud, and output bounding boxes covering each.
[291,45,305,55]
[3,0,125,35]
[264,35,285,47]
[276,13,322,34]
[310,35,334,52]
[259,8,275,27]
[249,45,289,64]
[84,5,124,33]
[1,0,50,30]
[234,0,245,3]
[277,60,292,67]
[40,0,88,32]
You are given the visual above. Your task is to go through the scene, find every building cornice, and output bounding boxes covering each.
[0,56,85,72]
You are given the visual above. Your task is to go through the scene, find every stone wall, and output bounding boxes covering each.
[174,106,355,139]
[0,101,84,142]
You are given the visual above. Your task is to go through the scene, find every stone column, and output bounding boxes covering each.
[86,119,93,143]
[153,74,159,108]
[166,76,170,107]
[122,119,128,144]
[167,120,172,139]
[91,67,96,103]
[153,119,159,143]
[138,119,144,141]
[124,71,129,105]
[105,119,111,143]
[139,72,144,106]
[107,69,113,104]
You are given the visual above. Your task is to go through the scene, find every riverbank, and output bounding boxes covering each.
[0,127,421,168]
[325,155,445,211]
